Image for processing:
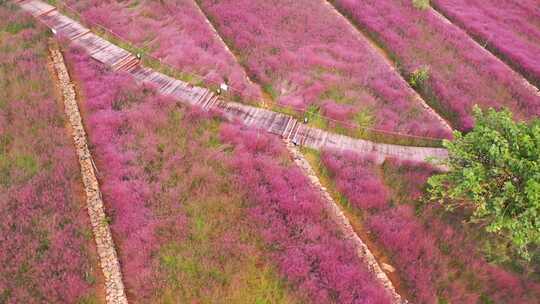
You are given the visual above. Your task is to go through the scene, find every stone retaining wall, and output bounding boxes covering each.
[49,43,128,304]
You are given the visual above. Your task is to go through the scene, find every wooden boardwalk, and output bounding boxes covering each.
[18,0,448,163]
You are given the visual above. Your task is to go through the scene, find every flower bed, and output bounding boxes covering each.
[221,125,393,303]
[321,150,540,303]
[62,0,260,99]
[0,5,99,302]
[432,0,540,87]
[66,44,301,302]
[331,0,540,130]
[197,0,450,139]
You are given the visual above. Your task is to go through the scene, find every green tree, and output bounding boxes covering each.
[428,106,540,260]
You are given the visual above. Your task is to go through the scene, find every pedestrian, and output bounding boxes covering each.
[220,82,229,93]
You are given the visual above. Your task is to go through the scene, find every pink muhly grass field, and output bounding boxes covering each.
[221,124,393,304]
[432,0,540,87]
[198,0,450,139]
[332,0,540,130]
[67,40,393,302]
[0,7,99,303]
[66,45,301,302]
[66,45,167,300]
[63,0,260,99]
[321,151,540,303]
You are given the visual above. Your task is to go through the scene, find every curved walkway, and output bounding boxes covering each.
[18,0,448,164]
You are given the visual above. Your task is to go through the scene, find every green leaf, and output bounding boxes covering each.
[427,107,540,260]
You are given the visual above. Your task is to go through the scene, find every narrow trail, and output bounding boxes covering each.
[49,42,128,304]
[285,141,406,304]
[17,0,448,165]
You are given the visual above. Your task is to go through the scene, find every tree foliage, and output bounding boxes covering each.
[428,106,540,259]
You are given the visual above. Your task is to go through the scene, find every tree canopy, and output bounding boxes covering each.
[428,106,540,260]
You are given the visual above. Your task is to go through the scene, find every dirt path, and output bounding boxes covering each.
[49,42,128,304]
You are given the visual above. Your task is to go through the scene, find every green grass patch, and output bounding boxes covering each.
[320,86,356,105]
[3,20,34,34]
[354,108,375,129]
[304,104,328,129]
[0,153,39,186]
[409,65,430,89]
[263,83,279,100]
[157,188,298,303]
[77,294,100,304]
[412,0,431,10]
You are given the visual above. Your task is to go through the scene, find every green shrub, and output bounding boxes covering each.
[409,65,430,88]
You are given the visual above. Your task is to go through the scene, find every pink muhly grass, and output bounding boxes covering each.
[198,0,450,138]
[0,8,97,302]
[332,0,540,130]
[67,45,157,298]
[321,150,389,210]
[432,0,540,87]
[64,0,261,100]
[220,124,392,304]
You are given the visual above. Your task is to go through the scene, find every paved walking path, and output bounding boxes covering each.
[18,0,448,164]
